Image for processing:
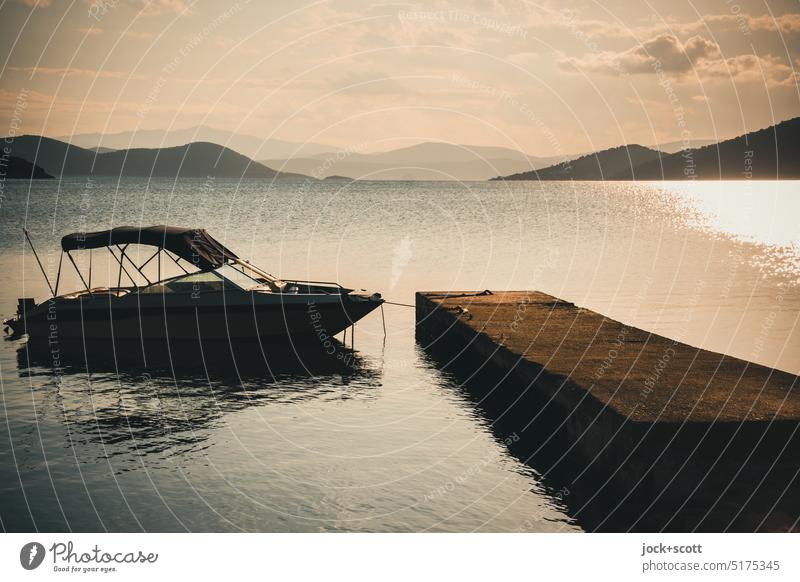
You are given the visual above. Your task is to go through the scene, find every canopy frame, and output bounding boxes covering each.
[46,226,288,295]
[61,225,238,271]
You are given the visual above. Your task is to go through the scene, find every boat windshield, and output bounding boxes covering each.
[139,264,268,294]
[214,264,264,290]
[140,270,225,294]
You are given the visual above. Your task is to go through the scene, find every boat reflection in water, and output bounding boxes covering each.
[16,337,380,464]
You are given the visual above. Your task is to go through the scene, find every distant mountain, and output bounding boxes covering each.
[626,118,800,179]
[59,125,335,160]
[263,142,575,180]
[494,118,800,181]
[4,135,310,179]
[654,138,716,154]
[355,142,541,165]
[495,144,662,181]
[2,155,53,179]
[263,157,546,180]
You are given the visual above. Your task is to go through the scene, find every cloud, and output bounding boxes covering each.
[696,54,800,88]
[8,66,146,80]
[557,31,798,89]
[546,10,800,41]
[120,30,156,39]
[213,35,262,56]
[712,12,800,34]
[81,0,192,17]
[326,71,420,97]
[558,34,720,75]
[0,88,248,120]
[137,0,192,16]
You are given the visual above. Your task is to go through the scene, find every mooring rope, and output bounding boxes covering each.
[379,292,484,336]
[382,289,493,309]
[383,300,416,308]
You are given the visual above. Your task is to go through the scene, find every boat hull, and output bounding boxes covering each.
[8,291,382,343]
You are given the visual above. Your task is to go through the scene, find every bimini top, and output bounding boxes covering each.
[61,225,238,270]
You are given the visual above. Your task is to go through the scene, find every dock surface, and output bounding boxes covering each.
[416,290,800,531]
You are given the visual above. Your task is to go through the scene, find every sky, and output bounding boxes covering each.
[0,0,798,155]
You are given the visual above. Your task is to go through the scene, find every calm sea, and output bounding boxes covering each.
[0,178,798,532]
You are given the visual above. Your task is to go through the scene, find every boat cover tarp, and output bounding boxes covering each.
[61,225,238,270]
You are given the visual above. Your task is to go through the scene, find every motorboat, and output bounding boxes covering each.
[5,225,384,343]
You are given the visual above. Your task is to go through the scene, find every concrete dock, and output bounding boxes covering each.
[416,291,800,532]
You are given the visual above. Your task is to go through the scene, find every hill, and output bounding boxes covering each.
[59,125,334,160]
[493,117,800,181]
[262,142,577,180]
[3,136,310,179]
[654,138,716,154]
[495,144,662,181]
[1,155,53,179]
[622,118,800,179]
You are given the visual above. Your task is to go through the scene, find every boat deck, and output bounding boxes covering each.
[417,290,799,424]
